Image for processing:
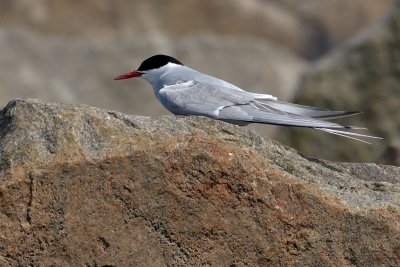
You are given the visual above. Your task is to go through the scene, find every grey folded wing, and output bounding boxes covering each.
[158,81,253,116]
[257,100,360,120]
[159,81,351,129]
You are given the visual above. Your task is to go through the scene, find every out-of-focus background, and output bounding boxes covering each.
[0,0,399,164]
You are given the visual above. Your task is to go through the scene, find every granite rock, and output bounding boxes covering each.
[0,99,399,266]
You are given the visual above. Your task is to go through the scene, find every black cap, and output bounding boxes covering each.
[137,54,184,71]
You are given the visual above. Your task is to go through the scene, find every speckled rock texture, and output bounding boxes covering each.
[0,99,399,266]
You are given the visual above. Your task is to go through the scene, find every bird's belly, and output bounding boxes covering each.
[155,92,188,115]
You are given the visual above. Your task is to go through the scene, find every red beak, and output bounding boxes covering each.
[113,70,143,80]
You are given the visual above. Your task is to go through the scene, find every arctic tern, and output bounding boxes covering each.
[114,54,381,143]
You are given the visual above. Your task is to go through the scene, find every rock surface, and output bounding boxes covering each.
[274,0,395,57]
[0,0,394,58]
[0,99,399,266]
[378,139,400,166]
[276,3,400,163]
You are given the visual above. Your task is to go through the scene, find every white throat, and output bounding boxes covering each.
[141,62,183,91]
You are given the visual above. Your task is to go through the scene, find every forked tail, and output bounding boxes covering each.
[317,128,382,144]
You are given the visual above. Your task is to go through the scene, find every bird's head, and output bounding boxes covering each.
[113,54,184,82]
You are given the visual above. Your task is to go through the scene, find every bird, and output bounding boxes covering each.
[114,54,381,143]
